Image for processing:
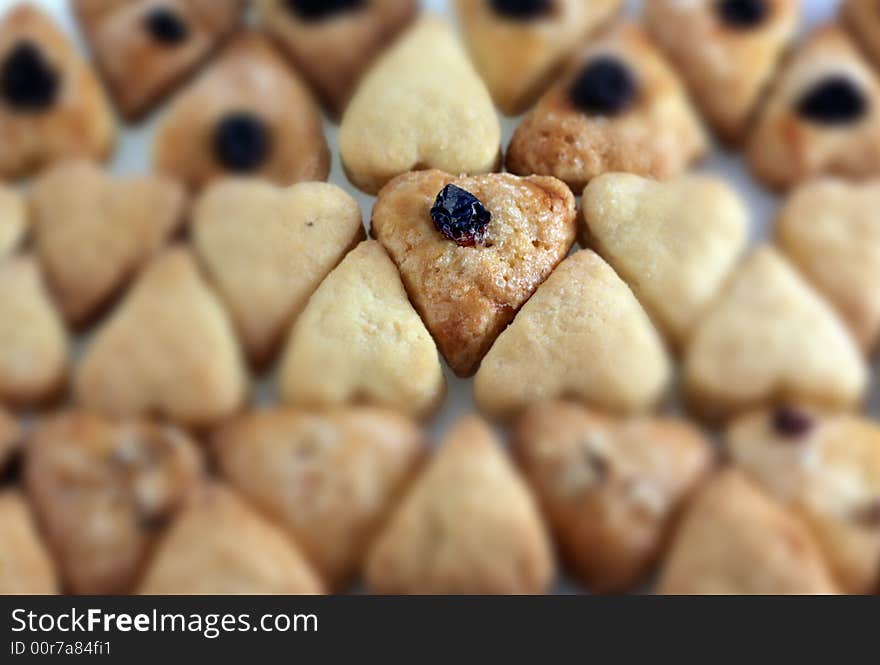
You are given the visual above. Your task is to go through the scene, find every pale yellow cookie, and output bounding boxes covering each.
[0,185,26,259]
[0,491,58,595]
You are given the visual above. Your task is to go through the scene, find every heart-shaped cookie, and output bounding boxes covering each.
[192,179,364,366]
[474,250,671,421]
[371,170,577,377]
[75,0,245,119]
[32,161,187,326]
[506,23,707,192]
[75,247,248,428]
[138,483,324,595]
[0,185,26,259]
[279,240,445,419]
[683,246,868,421]
[0,407,19,473]
[645,0,799,142]
[514,401,713,593]
[214,406,425,590]
[454,0,623,116]
[657,470,837,594]
[582,173,749,348]
[256,0,418,118]
[0,491,58,595]
[365,415,554,594]
[747,27,880,189]
[339,17,501,195]
[25,412,203,594]
[0,5,115,179]
[727,406,880,594]
[0,256,67,406]
[775,179,880,352]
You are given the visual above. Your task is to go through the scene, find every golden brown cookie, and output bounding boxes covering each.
[0,185,26,259]
[747,26,880,189]
[775,178,880,352]
[257,0,418,118]
[75,0,245,120]
[514,401,712,593]
[506,23,707,192]
[138,483,324,594]
[474,250,671,421]
[0,407,19,473]
[843,0,880,73]
[153,32,329,190]
[0,5,115,179]
[727,406,880,594]
[657,470,837,594]
[371,170,577,377]
[339,17,501,195]
[366,415,554,594]
[454,0,623,116]
[0,255,68,406]
[25,412,202,594]
[31,161,187,326]
[0,491,58,594]
[645,0,798,142]
[683,246,868,422]
[279,240,445,419]
[75,248,248,428]
[214,406,425,590]
[192,179,364,366]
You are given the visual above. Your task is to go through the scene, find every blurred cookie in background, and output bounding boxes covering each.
[0,491,58,595]
[842,0,880,73]
[0,184,26,259]
[0,5,115,179]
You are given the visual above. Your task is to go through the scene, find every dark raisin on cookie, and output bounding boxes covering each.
[583,449,609,483]
[0,41,60,112]
[715,0,768,29]
[772,406,814,439]
[569,57,637,116]
[213,112,271,172]
[430,184,492,247]
[490,0,553,21]
[144,7,190,45]
[284,0,366,22]
[796,76,868,125]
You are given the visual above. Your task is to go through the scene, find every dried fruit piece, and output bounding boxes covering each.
[430,184,492,247]
[284,0,365,22]
[144,7,190,45]
[796,76,868,125]
[772,406,814,438]
[1,41,59,111]
[569,56,637,116]
[213,112,271,172]
[490,0,553,21]
[716,0,768,29]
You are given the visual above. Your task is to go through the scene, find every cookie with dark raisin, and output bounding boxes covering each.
[0,491,58,594]
[747,27,880,189]
[75,0,244,120]
[371,170,577,377]
[0,5,115,178]
[514,401,713,593]
[727,407,880,594]
[0,184,26,259]
[153,32,329,190]
[454,0,623,115]
[645,0,798,142]
[506,23,707,192]
[24,412,202,594]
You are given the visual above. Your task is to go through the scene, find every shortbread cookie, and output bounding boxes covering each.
[683,246,868,421]
[75,248,247,428]
[454,0,623,115]
[0,185,26,258]
[474,250,671,421]
[657,470,837,594]
[192,179,364,365]
[747,27,880,189]
[138,483,324,594]
[0,492,58,594]
[645,0,798,142]
[257,0,417,118]
[0,256,67,406]
[583,173,749,348]
[0,5,115,179]
[339,18,501,195]
[366,416,553,594]
[0,407,19,473]
[214,407,425,590]
[843,0,880,73]
[75,0,244,120]
[371,170,577,376]
[25,412,202,594]
[727,406,880,594]
[279,241,445,419]
[32,161,187,326]
[506,23,707,192]
[153,32,329,190]
[775,179,880,352]
[514,401,712,593]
